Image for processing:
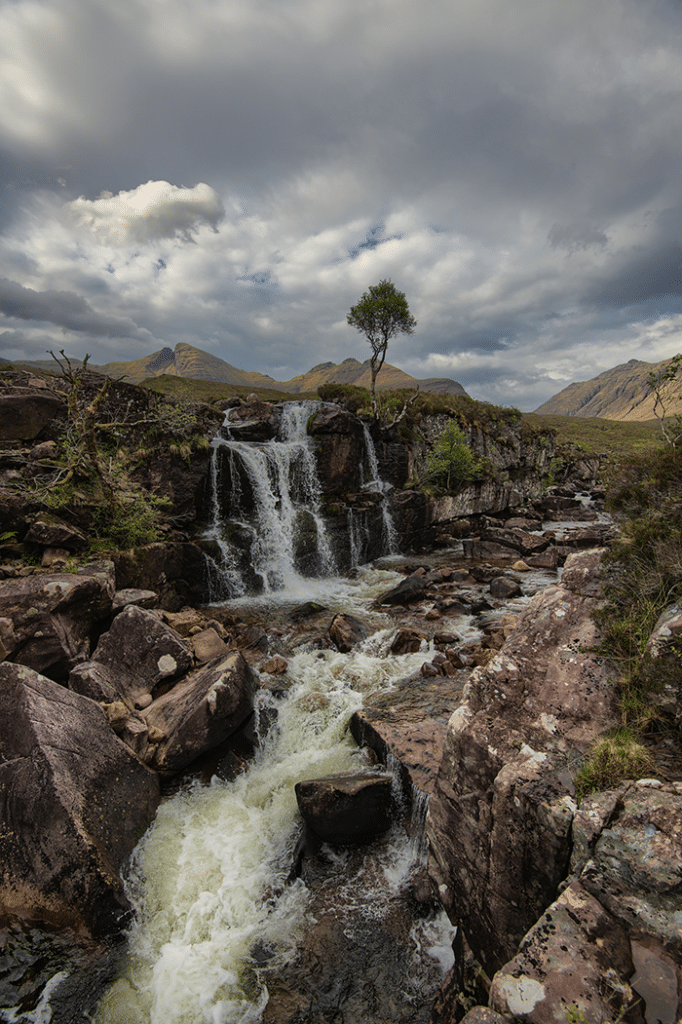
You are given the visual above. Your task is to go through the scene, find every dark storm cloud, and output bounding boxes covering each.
[0,277,158,341]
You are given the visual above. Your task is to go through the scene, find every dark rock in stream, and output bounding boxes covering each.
[328,612,369,652]
[295,770,396,844]
[378,575,427,606]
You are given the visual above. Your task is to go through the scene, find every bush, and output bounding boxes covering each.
[426,420,481,490]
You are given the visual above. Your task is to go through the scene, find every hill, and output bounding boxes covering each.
[534,356,682,420]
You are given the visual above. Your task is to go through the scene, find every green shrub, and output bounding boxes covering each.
[426,420,482,491]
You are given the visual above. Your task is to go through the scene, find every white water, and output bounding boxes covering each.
[95,571,453,1024]
[361,422,399,555]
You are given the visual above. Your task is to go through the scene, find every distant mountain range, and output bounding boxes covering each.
[534,357,682,420]
[12,342,467,397]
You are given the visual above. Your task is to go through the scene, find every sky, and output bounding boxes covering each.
[1,0,682,410]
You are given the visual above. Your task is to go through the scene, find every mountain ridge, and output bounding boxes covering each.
[534,356,682,420]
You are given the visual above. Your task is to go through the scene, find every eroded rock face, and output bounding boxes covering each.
[0,663,160,937]
[0,570,115,682]
[427,549,620,975]
[489,781,682,1024]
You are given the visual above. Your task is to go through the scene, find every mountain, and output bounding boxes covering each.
[98,343,467,396]
[534,357,682,421]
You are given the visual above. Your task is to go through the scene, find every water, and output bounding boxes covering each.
[203,403,399,599]
[94,574,455,1024]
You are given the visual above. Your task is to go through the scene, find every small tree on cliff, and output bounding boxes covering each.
[426,420,480,491]
[347,279,417,419]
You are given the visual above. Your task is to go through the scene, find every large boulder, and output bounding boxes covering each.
[0,392,65,442]
[489,781,682,1024]
[0,663,160,937]
[141,651,259,774]
[0,569,115,682]
[427,550,620,977]
[69,605,193,708]
[328,613,369,653]
[295,770,396,844]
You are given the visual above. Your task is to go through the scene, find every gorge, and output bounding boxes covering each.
[0,372,680,1024]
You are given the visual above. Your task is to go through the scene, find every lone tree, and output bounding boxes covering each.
[347,279,417,419]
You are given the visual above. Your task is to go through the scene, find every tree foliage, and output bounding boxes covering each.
[426,419,480,490]
[347,279,417,419]
[646,353,682,446]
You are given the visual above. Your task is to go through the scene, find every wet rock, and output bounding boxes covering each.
[261,655,288,675]
[289,601,328,623]
[40,546,70,568]
[294,770,395,844]
[69,606,193,708]
[525,548,559,570]
[0,663,160,937]
[390,628,426,655]
[378,575,427,606]
[328,612,369,653]
[351,674,465,796]
[460,1011,510,1024]
[0,570,115,682]
[23,513,88,552]
[142,651,259,774]
[489,576,522,599]
[427,549,620,976]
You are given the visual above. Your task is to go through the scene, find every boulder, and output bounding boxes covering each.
[112,588,158,612]
[489,576,522,599]
[489,781,682,1024]
[0,393,65,442]
[191,626,229,664]
[328,613,369,653]
[141,652,259,774]
[390,628,426,655]
[427,549,620,976]
[69,605,193,708]
[0,663,160,937]
[378,575,427,606]
[294,770,396,844]
[644,603,682,723]
[0,571,115,682]
[23,513,88,551]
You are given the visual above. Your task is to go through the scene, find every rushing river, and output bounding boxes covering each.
[94,568,459,1024]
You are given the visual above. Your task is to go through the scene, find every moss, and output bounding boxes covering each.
[574,729,656,801]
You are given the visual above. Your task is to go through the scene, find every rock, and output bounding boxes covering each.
[112,588,158,612]
[160,607,206,636]
[427,549,620,977]
[644,603,682,722]
[490,783,682,1024]
[460,1011,510,1024]
[141,652,259,774]
[40,546,71,568]
[24,513,88,551]
[421,661,441,677]
[289,601,328,623]
[489,576,522,599]
[0,571,115,682]
[294,770,395,844]
[328,613,369,652]
[70,606,193,708]
[390,628,426,655]
[378,576,427,606]
[0,393,65,442]
[511,560,530,572]
[191,626,229,664]
[261,655,288,675]
[0,663,160,937]
[525,548,559,570]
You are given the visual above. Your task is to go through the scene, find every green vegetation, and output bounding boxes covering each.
[142,373,316,405]
[523,412,663,459]
[574,729,656,800]
[647,352,682,446]
[347,280,417,419]
[426,420,482,490]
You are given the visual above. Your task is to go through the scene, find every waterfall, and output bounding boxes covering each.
[360,422,399,556]
[203,402,336,598]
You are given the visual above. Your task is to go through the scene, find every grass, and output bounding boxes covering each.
[574,729,656,800]
[522,412,664,459]
[141,374,318,405]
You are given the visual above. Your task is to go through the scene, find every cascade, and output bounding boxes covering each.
[360,422,399,556]
[203,402,400,599]
[204,402,336,598]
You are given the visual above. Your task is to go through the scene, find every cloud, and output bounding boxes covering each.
[69,181,225,245]
[0,277,159,342]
